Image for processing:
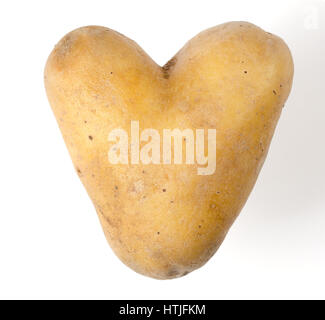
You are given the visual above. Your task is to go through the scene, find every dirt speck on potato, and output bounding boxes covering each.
[162,57,177,79]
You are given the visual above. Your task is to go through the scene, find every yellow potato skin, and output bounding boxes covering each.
[44,22,294,279]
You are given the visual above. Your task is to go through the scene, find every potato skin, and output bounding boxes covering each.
[44,22,294,279]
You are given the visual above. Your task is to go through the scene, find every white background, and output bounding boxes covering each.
[0,0,324,299]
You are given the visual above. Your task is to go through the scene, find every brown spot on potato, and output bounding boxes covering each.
[103,215,117,229]
[162,57,177,79]
[260,142,265,152]
[88,135,93,140]
[166,267,180,278]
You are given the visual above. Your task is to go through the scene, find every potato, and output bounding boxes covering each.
[44,22,294,279]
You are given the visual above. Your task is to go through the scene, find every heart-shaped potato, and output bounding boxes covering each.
[44,22,293,279]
